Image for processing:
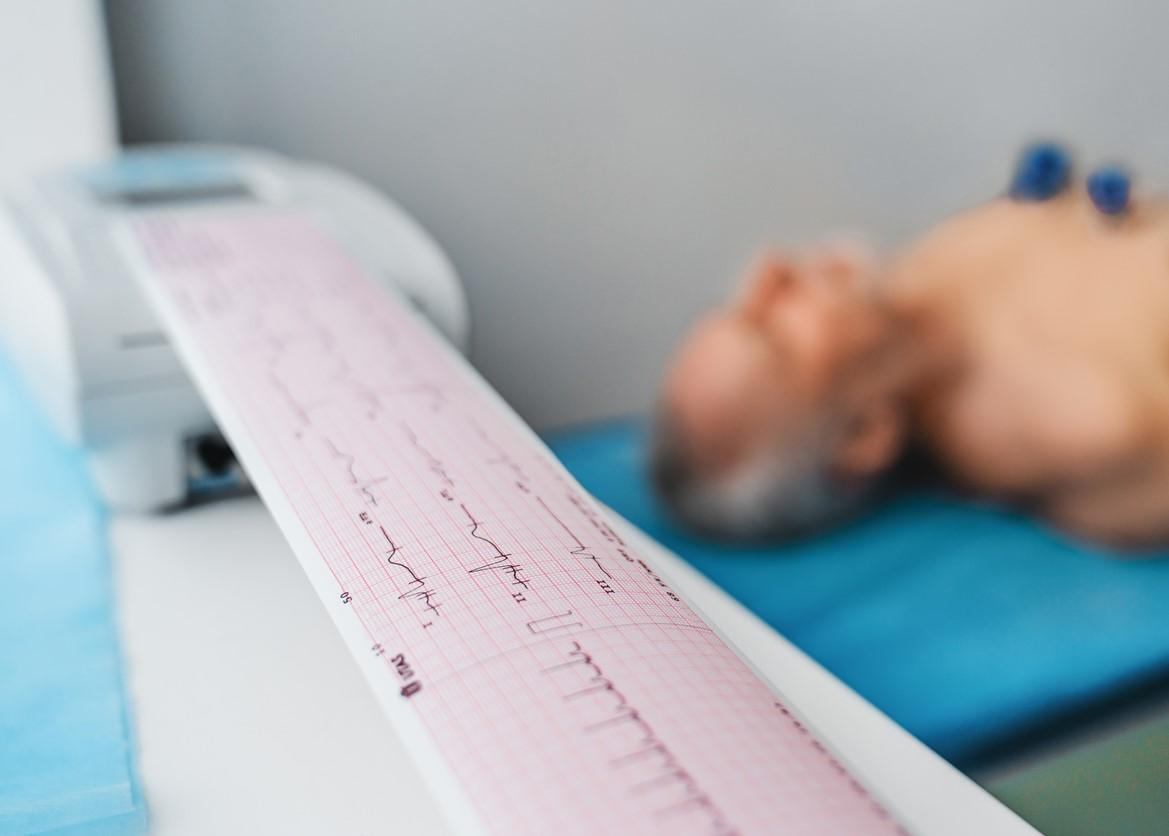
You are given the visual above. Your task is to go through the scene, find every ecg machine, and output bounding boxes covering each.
[0,145,468,511]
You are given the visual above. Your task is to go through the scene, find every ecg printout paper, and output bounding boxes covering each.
[124,212,905,836]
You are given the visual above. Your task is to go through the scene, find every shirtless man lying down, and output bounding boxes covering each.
[653,144,1169,548]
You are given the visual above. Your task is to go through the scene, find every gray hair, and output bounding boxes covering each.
[649,413,869,540]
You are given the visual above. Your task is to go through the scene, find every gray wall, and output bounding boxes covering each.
[105,1,1165,428]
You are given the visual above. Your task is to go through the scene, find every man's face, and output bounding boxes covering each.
[654,247,896,536]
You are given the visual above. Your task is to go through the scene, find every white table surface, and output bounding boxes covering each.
[112,496,1037,835]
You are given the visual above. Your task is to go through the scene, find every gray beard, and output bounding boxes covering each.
[660,432,869,541]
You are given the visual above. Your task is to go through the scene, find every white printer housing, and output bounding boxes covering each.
[0,145,468,511]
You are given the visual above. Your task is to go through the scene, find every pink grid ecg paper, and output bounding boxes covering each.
[129,213,904,835]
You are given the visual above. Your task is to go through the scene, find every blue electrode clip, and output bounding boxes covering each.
[1087,165,1132,216]
[1009,142,1072,201]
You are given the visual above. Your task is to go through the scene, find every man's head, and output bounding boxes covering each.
[652,244,920,538]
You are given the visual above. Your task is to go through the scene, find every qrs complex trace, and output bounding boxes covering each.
[253,281,665,648]
[257,295,644,643]
[131,212,904,836]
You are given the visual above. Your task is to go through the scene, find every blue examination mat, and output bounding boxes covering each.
[546,417,1169,765]
[0,354,145,835]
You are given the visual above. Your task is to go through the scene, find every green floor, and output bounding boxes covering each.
[984,711,1169,835]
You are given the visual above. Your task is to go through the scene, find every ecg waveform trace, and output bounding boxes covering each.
[131,213,904,836]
